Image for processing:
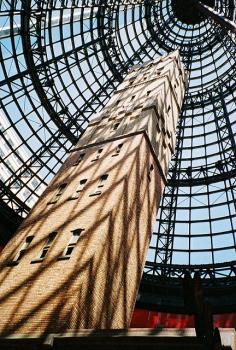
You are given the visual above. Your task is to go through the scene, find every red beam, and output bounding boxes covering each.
[131,309,236,329]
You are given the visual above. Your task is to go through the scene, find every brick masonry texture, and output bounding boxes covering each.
[0,51,187,336]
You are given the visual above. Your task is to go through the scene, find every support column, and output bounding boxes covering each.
[191,0,236,33]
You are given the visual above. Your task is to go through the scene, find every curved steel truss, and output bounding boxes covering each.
[0,0,236,280]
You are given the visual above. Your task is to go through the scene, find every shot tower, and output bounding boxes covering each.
[0,51,187,335]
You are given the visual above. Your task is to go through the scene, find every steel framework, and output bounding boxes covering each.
[0,0,236,282]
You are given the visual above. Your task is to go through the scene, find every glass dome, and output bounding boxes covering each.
[0,0,236,279]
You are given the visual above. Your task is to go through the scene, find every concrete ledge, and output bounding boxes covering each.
[0,328,202,350]
[0,328,234,350]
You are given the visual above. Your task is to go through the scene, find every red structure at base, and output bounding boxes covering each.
[131,308,236,328]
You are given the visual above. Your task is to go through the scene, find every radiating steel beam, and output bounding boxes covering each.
[0,1,160,39]
[0,8,95,39]
[192,0,236,33]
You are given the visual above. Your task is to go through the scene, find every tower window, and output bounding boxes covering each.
[147,91,151,96]
[32,232,57,262]
[91,148,103,162]
[73,153,85,166]
[90,174,109,196]
[148,164,154,182]
[113,122,120,131]
[70,179,87,199]
[59,229,83,259]
[48,183,67,204]
[11,235,34,264]
[112,144,123,157]
[143,73,148,80]
[156,69,162,76]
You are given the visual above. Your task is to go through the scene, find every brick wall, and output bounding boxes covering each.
[0,51,187,336]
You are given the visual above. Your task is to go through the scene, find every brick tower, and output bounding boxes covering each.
[0,51,187,336]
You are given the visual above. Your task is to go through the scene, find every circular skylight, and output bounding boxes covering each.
[0,0,235,279]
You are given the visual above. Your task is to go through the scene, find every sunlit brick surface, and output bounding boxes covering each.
[0,51,186,335]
